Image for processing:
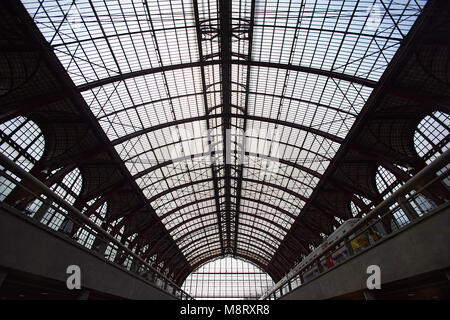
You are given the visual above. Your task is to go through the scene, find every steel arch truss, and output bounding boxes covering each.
[19,0,428,279]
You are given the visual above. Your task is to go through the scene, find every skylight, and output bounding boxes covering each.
[21,0,427,268]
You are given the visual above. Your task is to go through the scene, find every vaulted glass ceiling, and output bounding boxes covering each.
[21,0,426,269]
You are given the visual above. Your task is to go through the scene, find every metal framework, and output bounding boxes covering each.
[3,0,448,285]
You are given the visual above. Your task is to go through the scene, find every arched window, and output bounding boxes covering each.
[103,217,124,262]
[350,195,373,218]
[0,116,44,200]
[75,198,108,249]
[414,111,450,186]
[122,233,138,270]
[375,166,410,229]
[414,111,450,163]
[38,168,83,231]
[334,216,344,225]
[126,233,138,248]
[182,256,274,300]
[374,165,434,229]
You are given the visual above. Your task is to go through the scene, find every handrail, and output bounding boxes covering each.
[261,149,450,299]
[349,149,449,234]
[0,152,193,300]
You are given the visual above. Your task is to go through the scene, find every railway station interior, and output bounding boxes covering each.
[0,0,449,301]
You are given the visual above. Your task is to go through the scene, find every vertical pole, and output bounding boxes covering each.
[32,200,51,222]
[397,195,419,221]
[345,238,354,256]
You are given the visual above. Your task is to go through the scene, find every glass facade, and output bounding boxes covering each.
[182,256,274,300]
[0,116,44,200]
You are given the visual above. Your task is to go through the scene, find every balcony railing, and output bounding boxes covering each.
[260,149,450,300]
[0,152,194,300]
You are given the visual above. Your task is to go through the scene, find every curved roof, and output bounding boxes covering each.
[19,0,430,280]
